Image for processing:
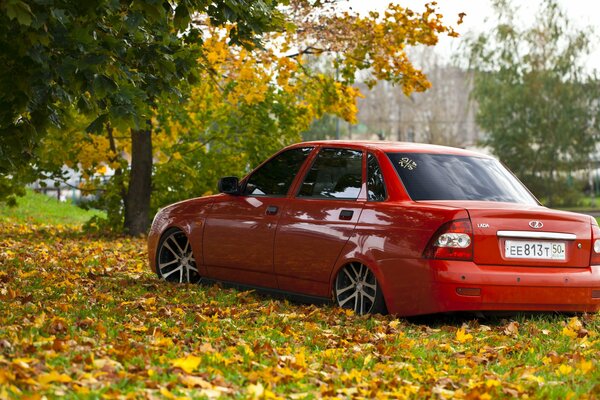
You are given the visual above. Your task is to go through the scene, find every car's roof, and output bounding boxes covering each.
[298,140,491,158]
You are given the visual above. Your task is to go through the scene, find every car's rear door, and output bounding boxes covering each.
[203,147,313,287]
[274,147,366,297]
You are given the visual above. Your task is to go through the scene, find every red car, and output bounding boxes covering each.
[148,141,600,316]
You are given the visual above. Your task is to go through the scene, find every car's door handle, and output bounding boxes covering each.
[339,210,354,220]
[266,205,279,215]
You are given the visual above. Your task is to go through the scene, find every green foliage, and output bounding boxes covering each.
[0,0,284,201]
[151,65,311,209]
[466,0,600,206]
[302,114,341,141]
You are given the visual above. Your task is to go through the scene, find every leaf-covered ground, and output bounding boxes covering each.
[0,221,599,399]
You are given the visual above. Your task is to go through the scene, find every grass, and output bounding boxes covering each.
[0,201,598,398]
[0,189,105,226]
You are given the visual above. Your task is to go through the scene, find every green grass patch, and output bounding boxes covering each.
[0,189,104,226]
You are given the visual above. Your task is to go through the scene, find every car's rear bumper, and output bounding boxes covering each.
[432,261,600,313]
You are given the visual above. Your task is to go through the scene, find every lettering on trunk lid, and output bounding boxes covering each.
[477,223,490,228]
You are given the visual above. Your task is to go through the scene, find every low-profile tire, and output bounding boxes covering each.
[334,262,387,315]
[156,228,201,283]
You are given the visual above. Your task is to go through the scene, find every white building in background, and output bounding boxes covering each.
[355,62,482,148]
[29,166,113,203]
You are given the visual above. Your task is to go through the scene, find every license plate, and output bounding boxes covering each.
[504,240,566,260]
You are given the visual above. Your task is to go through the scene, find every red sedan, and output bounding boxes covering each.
[148,141,600,316]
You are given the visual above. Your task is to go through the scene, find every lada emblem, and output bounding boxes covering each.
[529,220,543,229]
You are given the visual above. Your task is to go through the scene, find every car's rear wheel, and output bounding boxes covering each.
[156,228,200,283]
[334,262,386,315]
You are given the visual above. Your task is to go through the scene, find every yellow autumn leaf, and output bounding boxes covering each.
[160,387,177,399]
[456,327,473,343]
[562,327,578,339]
[0,369,15,384]
[144,297,156,305]
[153,337,174,347]
[171,355,202,373]
[37,371,72,385]
[556,364,573,375]
[73,385,90,395]
[567,317,582,330]
[295,351,306,368]
[578,360,593,374]
[247,382,265,399]
[485,379,501,388]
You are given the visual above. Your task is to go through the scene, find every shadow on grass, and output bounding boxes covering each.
[405,311,580,328]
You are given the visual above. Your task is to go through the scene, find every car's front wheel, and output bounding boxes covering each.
[334,262,386,315]
[156,228,200,283]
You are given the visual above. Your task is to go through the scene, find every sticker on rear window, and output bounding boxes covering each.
[398,157,417,170]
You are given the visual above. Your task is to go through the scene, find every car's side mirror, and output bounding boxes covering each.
[218,176,240,195]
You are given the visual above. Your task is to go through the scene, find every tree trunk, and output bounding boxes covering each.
[124,123,152,236]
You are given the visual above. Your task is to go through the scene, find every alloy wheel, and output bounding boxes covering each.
[334,262,381,315]
[157,229,200,283]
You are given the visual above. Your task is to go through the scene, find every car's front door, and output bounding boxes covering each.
[203,147,313,287]
[274,147,365,297]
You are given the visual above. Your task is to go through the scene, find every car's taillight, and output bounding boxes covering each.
[424,219,473,261]
[591,220,600,265]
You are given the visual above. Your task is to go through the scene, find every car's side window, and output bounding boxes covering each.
[367,153,387,201]
[298,148,363,200]
[243,147,313,196]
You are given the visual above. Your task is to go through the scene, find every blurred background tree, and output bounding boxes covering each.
[465,0,600,206]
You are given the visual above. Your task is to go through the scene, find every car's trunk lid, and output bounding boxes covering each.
[421,201,592,268]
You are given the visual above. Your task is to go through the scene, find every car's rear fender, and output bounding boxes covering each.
[329,201,470,314]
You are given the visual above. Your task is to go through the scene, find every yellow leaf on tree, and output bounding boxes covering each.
[171,355,202,373]
[96,165,108,175]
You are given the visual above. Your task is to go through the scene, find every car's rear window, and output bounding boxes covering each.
[387,152,537,204]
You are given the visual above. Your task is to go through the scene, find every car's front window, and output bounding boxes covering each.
[243,147,313,196]
[387,152,537,204]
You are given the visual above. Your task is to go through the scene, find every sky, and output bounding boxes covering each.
[347,0,600,73]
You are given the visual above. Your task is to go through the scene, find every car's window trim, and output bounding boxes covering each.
[367,152,388,202]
